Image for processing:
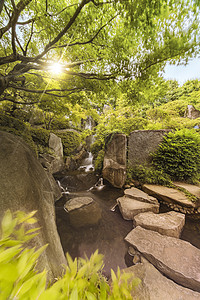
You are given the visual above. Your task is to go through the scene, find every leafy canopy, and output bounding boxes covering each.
[0,0,200,111]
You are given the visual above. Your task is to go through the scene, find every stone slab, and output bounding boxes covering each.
[174,182,200,201]
[117,196,159,220]
[124,187,158,205]
[125,226,200,292]
[133,211,185,238]
[143,184,196,208]
[64,197,93,212]
[124,257,200,300]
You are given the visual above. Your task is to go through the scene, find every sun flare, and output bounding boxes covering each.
[49,63,63,74]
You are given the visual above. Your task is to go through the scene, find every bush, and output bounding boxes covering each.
[0,112,28,132]
[30,127,50,147]
[0,210,140,299]
[128,164,172,186]
[152,129,200,182]
[56,131,82,157]
[50,118,70,130]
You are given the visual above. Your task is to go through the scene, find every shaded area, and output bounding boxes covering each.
[55,184,132,277]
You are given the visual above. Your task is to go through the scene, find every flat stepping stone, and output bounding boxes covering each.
[143,184,196,208]
[124,187,158,205]
[133,211,185,238]
[124,257,200,300]
[64,197,101,228]
[125,226,200,292]
[174,182,200,202]
[117,196,159,220]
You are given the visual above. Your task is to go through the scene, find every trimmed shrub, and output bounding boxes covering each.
[152,129,200,182]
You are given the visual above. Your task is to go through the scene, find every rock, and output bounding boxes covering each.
[49,132,63,158]
[184,105,200,119]
[39,153,65,174]
[0,131,66,281]
[45,170,62,202]
[173,182,200,203]
[125,226,200,292]
[128,129,170,167]
[64,197,102,228]
[102,133,126,188]
[123,257,200,300]
[117,196,159,220]
[124,187,159,205]
[143,184,196,208]
[133,211,185,238]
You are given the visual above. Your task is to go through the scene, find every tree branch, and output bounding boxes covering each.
[0,0,32,38]
[51,14,118,49]
[35,0,91,60]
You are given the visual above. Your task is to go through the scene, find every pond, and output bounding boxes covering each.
[55,172,200,278]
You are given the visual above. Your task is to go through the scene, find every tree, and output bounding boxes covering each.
[0,0,200,109]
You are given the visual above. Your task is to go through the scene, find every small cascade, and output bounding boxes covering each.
[88,177,105,191]
[78,151,94,172]
[57,180,69,195]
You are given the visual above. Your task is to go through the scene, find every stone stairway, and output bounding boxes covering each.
[116,185,200,299]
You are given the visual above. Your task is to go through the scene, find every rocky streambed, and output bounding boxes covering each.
[55,173,200,299]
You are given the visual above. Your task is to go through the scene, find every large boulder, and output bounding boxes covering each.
[102,133,126,188]
[117,196,159,220]
[64,196,102,228]
[133,211,185,238]
[39,132,65,174]
[0,131,66,281]
[128,130,170,167]
[124,257,200,300]
[125,226,200,292]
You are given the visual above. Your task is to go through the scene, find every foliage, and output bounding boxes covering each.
[30,127,50,147]
[127,164,172,186]
[152,129,200,182]
[56,131,82,157]
[0,210,140,299]
[0,0,200,112]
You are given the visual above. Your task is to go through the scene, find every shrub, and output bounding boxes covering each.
[0,210,140,299]
[50,118,70,130]
[128,164,172,186]
[30,127,50,147]
[152,129,200,182]
[56,131,82,157]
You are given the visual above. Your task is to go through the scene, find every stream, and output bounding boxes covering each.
[54,129,200,277]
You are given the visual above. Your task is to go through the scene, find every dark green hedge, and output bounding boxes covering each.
[152,129,200,182]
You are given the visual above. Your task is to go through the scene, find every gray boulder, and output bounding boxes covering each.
[124,257,200,300]
[133,211,185,238]
[102,133,126,188]
[117,196,159,220]
[64,196,102,228]
[0,131,66,281]
[128,130,170,167]
[125,226,200,292]
[41,132,65,174]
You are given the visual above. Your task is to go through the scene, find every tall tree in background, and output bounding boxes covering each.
[0,0,199,108]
